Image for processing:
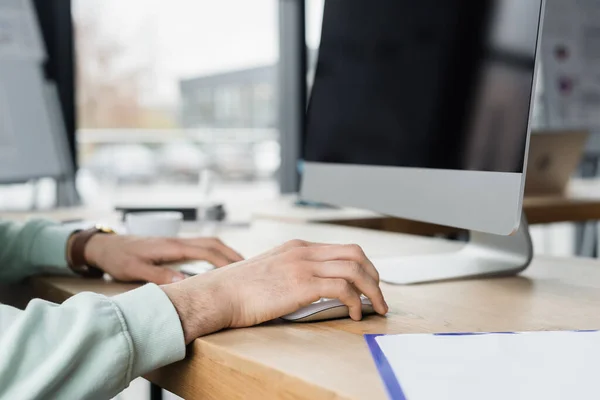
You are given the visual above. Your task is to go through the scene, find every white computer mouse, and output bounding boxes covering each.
[281,296,375,322]
[178,261,215,276]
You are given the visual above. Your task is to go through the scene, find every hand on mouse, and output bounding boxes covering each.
[161,240,389,344]
[80,235,243,284]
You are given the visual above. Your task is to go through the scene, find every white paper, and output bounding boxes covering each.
[376,331,600,400]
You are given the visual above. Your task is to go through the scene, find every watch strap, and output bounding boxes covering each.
[68,227,111,278]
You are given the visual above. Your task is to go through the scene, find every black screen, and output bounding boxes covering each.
[304,0,543,173]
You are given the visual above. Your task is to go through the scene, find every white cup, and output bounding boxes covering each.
[125,212,183,237]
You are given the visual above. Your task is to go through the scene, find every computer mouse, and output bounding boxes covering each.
[178,261,215,276]
[281,296,375,322]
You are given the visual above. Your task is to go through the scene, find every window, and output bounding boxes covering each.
[253,83,275,127]
[215,85,243,125]
[73,0,281,211]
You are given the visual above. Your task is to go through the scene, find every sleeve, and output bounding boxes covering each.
[0,284,186,399]
[0,219,76,283]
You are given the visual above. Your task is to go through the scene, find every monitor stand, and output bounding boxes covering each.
[375,215,533,284]
[55,177,81,208]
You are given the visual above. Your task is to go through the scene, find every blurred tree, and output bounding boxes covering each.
[75,16,176,129]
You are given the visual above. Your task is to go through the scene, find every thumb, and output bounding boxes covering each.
[133,263,187,285]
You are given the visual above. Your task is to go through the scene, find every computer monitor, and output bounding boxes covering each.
[302,0,544,236]
[300,0,545,283]
[0,0,72,185]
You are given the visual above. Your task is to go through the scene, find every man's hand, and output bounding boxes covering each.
[80,234,243,284]
[161,240,388,344]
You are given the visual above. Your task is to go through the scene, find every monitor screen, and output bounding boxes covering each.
[304,0,543,173]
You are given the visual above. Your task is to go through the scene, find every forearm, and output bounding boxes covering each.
[0,219,74,283]
[0,284,185,399]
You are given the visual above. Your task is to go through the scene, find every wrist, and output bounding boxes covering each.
[83,233,112,267]
[161,280,231,344]
[66,225,116,277]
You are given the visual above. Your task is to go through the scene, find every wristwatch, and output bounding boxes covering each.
[68,224,116,278]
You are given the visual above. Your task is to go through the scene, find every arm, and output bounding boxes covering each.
[0,220,387,398]
[0,219,74,283]
[0,219,186,398]
[0,284,185,399]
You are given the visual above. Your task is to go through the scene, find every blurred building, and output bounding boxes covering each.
[180,49,319,129]
[180,66,277,129]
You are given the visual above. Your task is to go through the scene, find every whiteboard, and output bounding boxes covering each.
[0,61,67,183]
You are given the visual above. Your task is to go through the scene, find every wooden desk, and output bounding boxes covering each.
[31,220,600,400]
[6,178,600,237]
[253,182,600,236]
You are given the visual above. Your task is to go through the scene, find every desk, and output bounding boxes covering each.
[6,179,600,237]
[253,183,600,236]
[30,220,600,400]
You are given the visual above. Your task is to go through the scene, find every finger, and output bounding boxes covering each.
[130,262,187,285]
[313,261,387,315]
[316,278,363,321]
[303,244,380,282]
[181,238,244,262]
[201,238,244,263]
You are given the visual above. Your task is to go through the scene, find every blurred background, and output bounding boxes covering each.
[1,0,319,211]
[70,0,332,212]
[2,0,555,214]
[73,0,284,208]
[0,0,599,253]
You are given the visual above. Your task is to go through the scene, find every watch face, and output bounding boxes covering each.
[94,224,116,234]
